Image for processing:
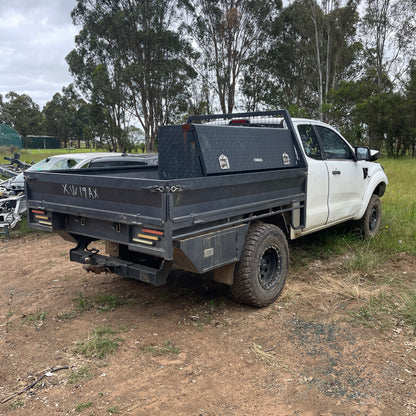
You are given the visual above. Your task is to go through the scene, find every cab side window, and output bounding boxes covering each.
[297,125,322,160]
[316,126,354,160]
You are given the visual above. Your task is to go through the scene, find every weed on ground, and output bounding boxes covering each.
[74,326,122,359]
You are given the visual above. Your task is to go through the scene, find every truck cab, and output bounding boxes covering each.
[290,118,387,238]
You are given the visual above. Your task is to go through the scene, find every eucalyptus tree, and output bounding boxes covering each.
[259,0,361,119]
[186,0,282,114]
[0,92,43,148]
[307,0,361,117]
[43,85,89,148]
[67,0,196,152]
[361,0,416,89]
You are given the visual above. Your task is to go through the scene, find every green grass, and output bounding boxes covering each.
[75,401,93,412]
[292,157,416,265]
[10,399,25,410]
[0,146,147,164]
[140,341,180,355]
[58,292,133,320]
[68,365,94,384]
[349,292,396,330]
[377,158,416,254]
[0,147,99,164]
[74,326,122,359]
[22,311,47,330]
[348,290,416,333]
[2,216,44,240]
[289,157,416,333]
[400,291,416,331]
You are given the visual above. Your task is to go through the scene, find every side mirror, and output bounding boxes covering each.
[355,147,370,161]
[355,147,380,161]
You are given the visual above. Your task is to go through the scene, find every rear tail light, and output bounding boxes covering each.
[31,209,52,226]
[132,228,163,247]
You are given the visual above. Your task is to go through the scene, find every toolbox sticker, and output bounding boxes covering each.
[219,154,230,170]
[282,152,291,165]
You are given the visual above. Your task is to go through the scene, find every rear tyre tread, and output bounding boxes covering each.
[232,222,289,307]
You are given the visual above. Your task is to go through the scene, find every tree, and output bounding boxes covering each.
[327,70,410,156]
[327,75,378,144]
[67,0,196,152]
[0,92,43,148]
[308,0,362,118]
[43,85,85,148]
[186,0,282,114]
[255,0,361,119]
[355,91,407,155]
[361,0,416,89]
[403,60,416,156]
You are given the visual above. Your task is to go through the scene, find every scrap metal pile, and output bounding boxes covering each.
[0,154,32,239]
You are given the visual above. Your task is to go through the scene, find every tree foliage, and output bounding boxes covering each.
[67,0,196,152]
[250,0,361,118]
[43,85,90,148]
[0,92,43,147]
[3,0,416,156]
[186,0,282,114]
[362,0,416,88]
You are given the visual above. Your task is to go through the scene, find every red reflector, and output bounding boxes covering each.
[32,209,46,215]
[142,228,164,236]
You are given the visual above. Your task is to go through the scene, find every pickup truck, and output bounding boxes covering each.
[25,110,388,307]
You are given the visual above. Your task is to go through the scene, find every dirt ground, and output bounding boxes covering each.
[1,233,416,416]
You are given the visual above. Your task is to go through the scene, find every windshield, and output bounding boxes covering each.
[26,157,82,172]
[11,156,84,186]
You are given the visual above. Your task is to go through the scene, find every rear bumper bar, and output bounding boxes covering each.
[70,244,172,286]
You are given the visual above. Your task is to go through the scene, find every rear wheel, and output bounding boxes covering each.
[232,223,289,307]
[359,194,382,238]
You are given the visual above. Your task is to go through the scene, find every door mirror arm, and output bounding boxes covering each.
[355,147,379,162]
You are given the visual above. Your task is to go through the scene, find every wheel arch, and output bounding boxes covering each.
[355,178,387,221]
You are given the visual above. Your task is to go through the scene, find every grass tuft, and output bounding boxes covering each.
[399,292,416,332]
[75,326,122,359]
[140,341,180,355]
[75,401,93,412]
[22,312,47,330]
[68,365,94,384]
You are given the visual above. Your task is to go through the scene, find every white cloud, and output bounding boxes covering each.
[0,0,79,109]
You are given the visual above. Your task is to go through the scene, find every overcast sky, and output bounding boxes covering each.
[0,0,78,110]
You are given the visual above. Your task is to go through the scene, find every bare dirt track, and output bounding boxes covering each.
[1,233,416,415]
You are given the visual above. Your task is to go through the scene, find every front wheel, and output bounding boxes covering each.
[232,223,289,307]
[358,194,382,238]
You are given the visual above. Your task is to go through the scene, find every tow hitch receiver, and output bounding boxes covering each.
[69,239,171,286]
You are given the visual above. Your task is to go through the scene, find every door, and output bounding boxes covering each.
[315,125,366,223]
[296,124,329,230]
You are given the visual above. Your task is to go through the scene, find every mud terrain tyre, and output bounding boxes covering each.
[359,194,382,238]
[232,223,289,307]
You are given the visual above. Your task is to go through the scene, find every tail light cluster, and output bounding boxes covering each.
[132,228,163,247]
[31,209,52,226]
